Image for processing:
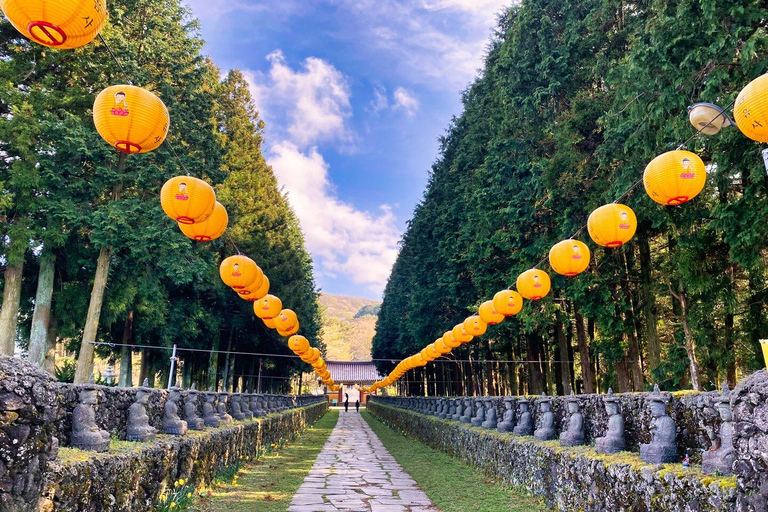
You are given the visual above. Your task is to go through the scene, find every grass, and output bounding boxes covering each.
[361,411,549,512]
[191,409,338,512]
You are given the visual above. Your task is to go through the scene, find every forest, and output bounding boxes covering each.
[372,0,768,397]
[0,0,321,391]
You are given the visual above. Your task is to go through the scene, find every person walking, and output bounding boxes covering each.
[355,399,360,412]
[344,393,349,412]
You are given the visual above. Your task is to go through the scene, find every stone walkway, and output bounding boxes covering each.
[288,411,438,512]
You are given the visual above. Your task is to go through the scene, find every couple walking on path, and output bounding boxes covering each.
[343,393,359,413]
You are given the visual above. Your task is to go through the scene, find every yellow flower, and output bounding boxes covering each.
[170,503,176,509]
[239,455,243,459]
[186,492,192,499]
[178,479,185,486]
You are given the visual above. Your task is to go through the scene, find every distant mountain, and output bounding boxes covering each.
[319,293,381,362]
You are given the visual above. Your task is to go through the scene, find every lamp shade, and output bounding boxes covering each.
[0,0,107,49]
[93,85,169,154]
[161,176,216,225]
[587,203,637,248]
[452,324,473,344]
[277,322,300,337]
[263,317,276,329]
[253,295,282,320]
[443,331,461,349]
[220,255,261,290]
[643,150,706,206]
[463,316,488,337]
[434,338,451,355]
[276,309,298,331]
[179,201,228,241]
[288,335,310,354]
[420,346,438,362]
[734,73,768,142]
[238,275,269,302]
[516,269,551,301]
[478,300,504,325]
[493,290,523,316]
[549,239,590,277]
[302,347,321,364]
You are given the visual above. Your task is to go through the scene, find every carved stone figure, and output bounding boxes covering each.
[184,385,205,430]
[595,389,625,454]
[640,385,678,463]
[162,388,188,435]
[240,395,254,421]
[513,398,533,436]
[451,399,462,421]
[217,393,233,424]
[702,382,734,475]
[481,398,498,429]
[534,393,556,441]
[230,394,246,421]
[471,399,485,427]
[497,398,515,433]
[126,380,157,442]
[71,376,110,452]
[202,392,221,428]
[559,392,585,447]
[251,395,265,417]
[460,398,473,424]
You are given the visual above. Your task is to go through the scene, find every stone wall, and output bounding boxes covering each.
[732,370,768,511]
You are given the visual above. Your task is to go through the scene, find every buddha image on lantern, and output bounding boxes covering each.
[619,211,630,230]
[110,91,129,117]
[572,244,582,260]
[232,263,241,277]
[533,274,542,288]
[174,182,188,201]
[680,158,695,179]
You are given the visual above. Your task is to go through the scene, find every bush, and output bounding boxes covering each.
[54,359,77,383]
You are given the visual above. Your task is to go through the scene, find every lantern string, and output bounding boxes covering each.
[98,34,132,85]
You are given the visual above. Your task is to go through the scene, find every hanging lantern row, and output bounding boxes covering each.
[288,336,337,390]
[1,0,107,49]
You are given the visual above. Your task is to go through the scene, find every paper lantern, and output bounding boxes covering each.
[179,201,228,241]
[0,0,107,49]
[478,300,504,325]
[288,335,310,354]
[760,339,768,370]
[452,324,473,344]
[420,347,437,362]
[276,309,298,331]
[643,150,706,206]
[587,204,637,248]
[434,338,451,355]
[516,269,551,301]
[311,358,325,370]
[277,322,299,337]
[161,176,216,225]
[463,316,488,337]
[493,290,523,316]
[253,295,282,320]
[238,275,269,302]
[220,255,262,290]
[263,317,276,329]
[443,331,461,349]
[302,347,321,364]
[93,85,169,154]
[734,74,768,142]
[318,370,331,380]
[411,355,428,367]
[549,239,590,277]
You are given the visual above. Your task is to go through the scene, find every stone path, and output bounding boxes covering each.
[288,411,438,512]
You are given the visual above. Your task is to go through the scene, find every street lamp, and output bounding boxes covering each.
[687,102,734,136]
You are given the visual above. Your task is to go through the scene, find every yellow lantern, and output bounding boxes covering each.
[311,358,325,370]
[0,0,107,49]
[516,269,551,301]
[238,275,269,302]
[549,240,590,277]
[734,74,768,142]
[643,151,707,206]
[478,300,504,326]
[443,331,461,349]
[93,85,169,154]
[276,309,298,331]
[587,203,637,248]
[253,295,282,320]
[412,354,428,367]
[220,255,261,290]
[463,316,488,337]
[760,339,768,370]
[161,176,216,225]
[263,317,276,329]
[288,335,310,354]
[277,322,300,337]
[452,324,473,344]
[302,347,321,364]
[493,290,524,316]
[420,347,436,362]
[434,338,451,355]
[179,201,228,241]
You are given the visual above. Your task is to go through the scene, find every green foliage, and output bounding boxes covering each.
[155,480,196,512]
[54,359,77,383]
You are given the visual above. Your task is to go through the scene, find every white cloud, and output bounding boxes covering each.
[393,87,420,117]
[269,142,400,295]
[368,85,389,114]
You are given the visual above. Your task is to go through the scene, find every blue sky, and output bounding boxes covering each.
[183,0,509,299]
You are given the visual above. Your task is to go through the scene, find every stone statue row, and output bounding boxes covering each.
[374,382,734,475]
[72,377,323,453]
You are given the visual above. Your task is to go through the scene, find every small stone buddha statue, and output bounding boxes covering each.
[217,393,233,424]
[481,398,498,430]
[513,397,533,436]
[640,385,678,463]
[162,387,188,435]
[595,389,625,454]
[470,398,486,427]
[460,398,473,424]
[497,398,515,433]
[202,391,221,428]
[702,382,734,475]
[240,393,254,421]
[451,398,462,422]
[184,385,205,430]
[534,393,556,441]
[126,379,157,442]
[448,398,457,420]
[251,394,266,417]
[71,375,111,452]
[559,391,585,447]
[230,394,246,421]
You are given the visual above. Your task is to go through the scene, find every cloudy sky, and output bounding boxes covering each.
[183,0,509,299]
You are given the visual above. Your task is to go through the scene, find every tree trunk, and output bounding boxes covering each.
[574,308,594,393]
[119,311,134,387]
[527,334,544,394]
[74,246,112,383]
[669,282,701,391]
[208,329,220,391]
[29,251,56,366]
[138,349,149,386]
[638,232,661,378]
[619,253,645,391]
[555,304,572,394]
[0,260,24,356]
[616,356,631,392]
[43,315,58,375]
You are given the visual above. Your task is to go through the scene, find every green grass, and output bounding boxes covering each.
[191,410,338,512]
[361,411,549,512]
